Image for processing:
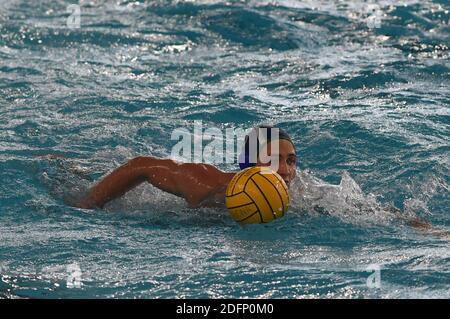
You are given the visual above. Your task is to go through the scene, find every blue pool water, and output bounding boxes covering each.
[0,0,449,298]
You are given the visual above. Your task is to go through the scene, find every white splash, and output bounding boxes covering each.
[289,169,398,225]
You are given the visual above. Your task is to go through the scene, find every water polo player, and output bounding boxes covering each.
[76,126,296,209]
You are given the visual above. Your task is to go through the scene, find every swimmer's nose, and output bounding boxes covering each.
[277,161,290,186]
[277,160,288,174]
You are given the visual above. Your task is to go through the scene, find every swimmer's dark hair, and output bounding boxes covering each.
[238,125,295,170]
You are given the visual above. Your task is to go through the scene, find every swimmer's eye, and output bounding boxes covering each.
[262,155,297,166]
[287,156,297,166]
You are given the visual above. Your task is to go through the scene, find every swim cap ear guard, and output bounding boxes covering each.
[238,126,265,170]
[238,146,254,170]
[238,125,294,170]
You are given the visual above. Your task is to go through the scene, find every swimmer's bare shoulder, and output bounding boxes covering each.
[75,156,236,209]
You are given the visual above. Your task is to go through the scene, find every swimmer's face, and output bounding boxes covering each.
[257,139,297,188]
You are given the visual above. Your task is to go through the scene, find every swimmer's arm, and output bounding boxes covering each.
[76,156,232,209]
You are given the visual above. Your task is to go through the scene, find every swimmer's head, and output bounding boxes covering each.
[238,125,297,187]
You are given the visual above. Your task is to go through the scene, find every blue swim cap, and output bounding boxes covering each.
[238,125,294,170]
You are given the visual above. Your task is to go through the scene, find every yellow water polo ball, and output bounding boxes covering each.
[225,166,290,224]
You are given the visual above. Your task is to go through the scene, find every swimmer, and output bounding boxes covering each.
[76,125,297,209]
[74,125,448,237]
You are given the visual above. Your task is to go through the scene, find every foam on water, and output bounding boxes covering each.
[289,170,398,225]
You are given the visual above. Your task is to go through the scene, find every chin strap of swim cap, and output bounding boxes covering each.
[238,125,294,170]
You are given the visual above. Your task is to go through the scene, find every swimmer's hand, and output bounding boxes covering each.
[389,207,450,238]
[75,156,234,209]
[74,197,97,209]
[406,218,450,238]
